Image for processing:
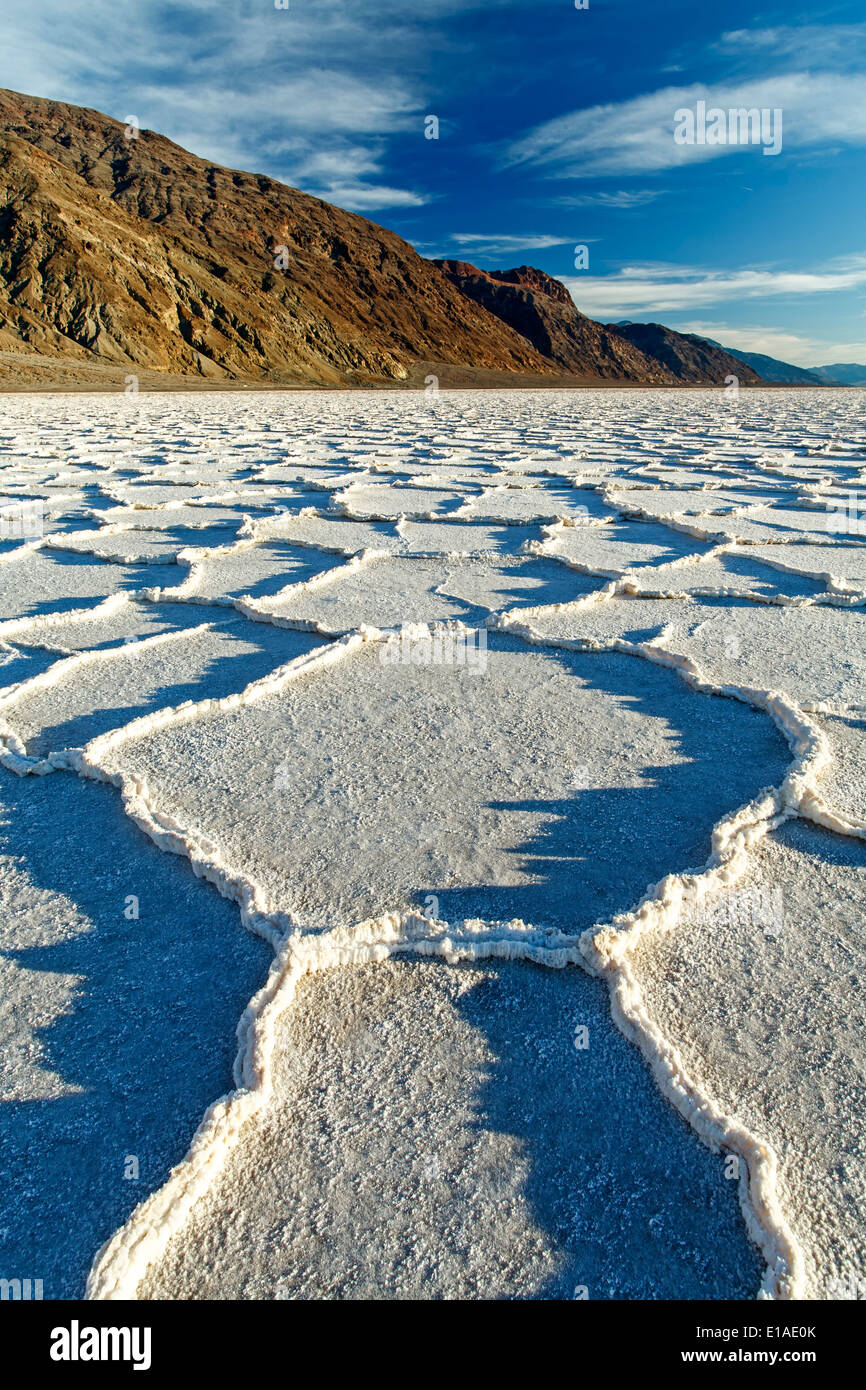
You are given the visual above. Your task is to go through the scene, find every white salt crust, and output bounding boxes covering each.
[0,388,863,1300]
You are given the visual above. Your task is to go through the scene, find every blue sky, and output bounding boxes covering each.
[2,0,866,365]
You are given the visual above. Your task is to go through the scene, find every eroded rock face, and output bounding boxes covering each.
[438,262,574,307]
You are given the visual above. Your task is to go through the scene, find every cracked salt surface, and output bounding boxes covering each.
[0,388,864,1301]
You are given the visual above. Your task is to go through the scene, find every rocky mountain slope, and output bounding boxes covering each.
[0,87,767,388]
[433,262,678,383]
[0,89,555,385]
[610,321,762,386]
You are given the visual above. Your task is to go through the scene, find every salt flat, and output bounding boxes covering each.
[0,387,863,1301]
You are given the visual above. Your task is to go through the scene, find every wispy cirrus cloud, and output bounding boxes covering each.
[307,183,429,211]
[130,73,422,175]
[432,232,572,259]
[558,189,666,209]
[506,73,866,178]
[284,144,429,210]
[716,25,866,69]
[561,258,866,318]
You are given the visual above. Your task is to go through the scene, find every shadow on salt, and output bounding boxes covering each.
[452,958,762,1299]
[0,772,271,1297]
[424,640,788,933]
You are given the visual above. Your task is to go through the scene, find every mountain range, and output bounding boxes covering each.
[0,88,862,390]
[689,340,866,388]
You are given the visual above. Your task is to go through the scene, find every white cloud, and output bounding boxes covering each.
[416,232,581,264]
[506,73,866,177]
[561,259,866,317]
[272,142,429,209]
[306,184,428,211]
[444,233,571,256]
[125,72,422,187]
[292,148,384,183]
[559,189,665,208]
[717,26,866,69]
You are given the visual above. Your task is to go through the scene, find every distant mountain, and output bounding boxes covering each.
[677,335,865,387]
[809,363,866,386]
[607,322,762,385]
[697,343,824,386]
[0,87,769,389]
